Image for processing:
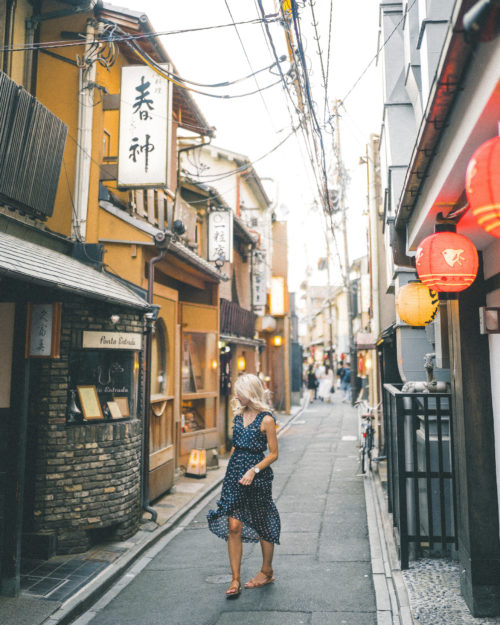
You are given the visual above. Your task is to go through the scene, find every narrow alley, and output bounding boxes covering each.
[71,398,376,625]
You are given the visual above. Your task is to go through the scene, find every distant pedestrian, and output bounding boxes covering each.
[318,364,332,402]
[306,364,318,402]
[207,374,280,599]
[341,362,351,402]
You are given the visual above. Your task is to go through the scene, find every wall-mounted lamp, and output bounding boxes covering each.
[237,356,246,371]
[463,0,499,43]
[172,219,186,236]
[214,254,226,270]
[479,307,500,334]
[272,335,283,346]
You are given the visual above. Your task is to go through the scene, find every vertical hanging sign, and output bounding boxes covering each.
[118,65,171,187]
[26,303,62,358]
[270,276,285,316]
[252,251,267,315]
[208,209,233,263]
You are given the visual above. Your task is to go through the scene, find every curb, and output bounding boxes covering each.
[364,470,414,625]
[42,407,305,625]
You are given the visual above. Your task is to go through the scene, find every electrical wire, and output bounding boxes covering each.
[223,0,277,130]
[150,57,285,89]
[290,0,330,207]
[126,36,283,100]
[324,0,334,122]
[254,0,325,209]
[183,125,300,183]
[0,16,280,53]
[339,0,418,107]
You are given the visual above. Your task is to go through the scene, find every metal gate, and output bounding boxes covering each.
[383,384,458,568]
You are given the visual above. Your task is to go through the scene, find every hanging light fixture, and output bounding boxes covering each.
[415,232,479,292]
[396,281,439,326]
[465,135,500,238]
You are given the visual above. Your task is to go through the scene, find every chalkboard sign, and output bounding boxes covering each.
[69,350,136,421]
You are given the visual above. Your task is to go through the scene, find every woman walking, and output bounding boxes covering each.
[306,363,318,402]
[207,373,280,599]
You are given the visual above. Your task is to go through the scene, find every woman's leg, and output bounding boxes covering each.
[227,516,242,593]
[245,538,275,587]
[260,538,274,575]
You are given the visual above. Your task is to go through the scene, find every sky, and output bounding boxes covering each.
[125,0,383,292]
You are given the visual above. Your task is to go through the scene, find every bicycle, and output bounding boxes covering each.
[356,400,380,474]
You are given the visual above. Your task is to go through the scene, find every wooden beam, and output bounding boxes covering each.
[448,265,500,616]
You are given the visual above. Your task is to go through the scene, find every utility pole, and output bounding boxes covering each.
[333,100,356,404]
[324,226,335,372]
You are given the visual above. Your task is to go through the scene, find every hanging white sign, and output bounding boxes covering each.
[270,276,286,316]
[208,210,233,263]
[118,65,171,187]
[252,251,267,313]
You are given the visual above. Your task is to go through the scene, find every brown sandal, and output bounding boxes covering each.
[244,572,275,588]
[226,580,241,599]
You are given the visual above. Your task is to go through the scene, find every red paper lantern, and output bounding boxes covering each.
[415,232,478,292]
[466,136,500,238]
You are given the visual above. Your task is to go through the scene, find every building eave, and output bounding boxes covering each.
[98,3,214,138]
[394,0,476,231]
[99,200,227,281]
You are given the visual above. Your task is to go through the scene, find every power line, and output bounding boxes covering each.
[339,0,418,107]
[127,39,283,100]
[223,0,277,130]
[290,0,330,205]
[183,125,300,183]
[255,0,326,209]
[0,16,280,53]
[324,0,334,121]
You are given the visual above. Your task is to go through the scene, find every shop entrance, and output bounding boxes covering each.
[149,295,177,501]
[0,303,16,590]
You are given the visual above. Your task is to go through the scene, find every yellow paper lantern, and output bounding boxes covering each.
[185,448,207,479]
[396,281,439,326]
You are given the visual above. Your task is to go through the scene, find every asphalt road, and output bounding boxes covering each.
[73,398,376,625]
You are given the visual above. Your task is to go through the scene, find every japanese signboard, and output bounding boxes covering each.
[26,303,61,358]
[252,251,267,315]
[208,209,233,263]
[118,65,171,187]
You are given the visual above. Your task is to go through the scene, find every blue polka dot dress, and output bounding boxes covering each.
[207,411,280,544]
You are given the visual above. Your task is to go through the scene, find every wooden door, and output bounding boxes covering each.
[0,304,15,583]
[149,294,177,501]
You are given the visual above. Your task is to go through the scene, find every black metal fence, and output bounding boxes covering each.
[383,384,457,568]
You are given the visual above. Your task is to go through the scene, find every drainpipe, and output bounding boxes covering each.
[73,19,97,241]
[142,232,173,521]
[23,18,36,91]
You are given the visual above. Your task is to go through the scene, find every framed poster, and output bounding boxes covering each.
[113,397,130,418]
[77,386,103,421]
[107,401,123,419]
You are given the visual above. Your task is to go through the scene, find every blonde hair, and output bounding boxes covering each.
[231,373,271,416]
